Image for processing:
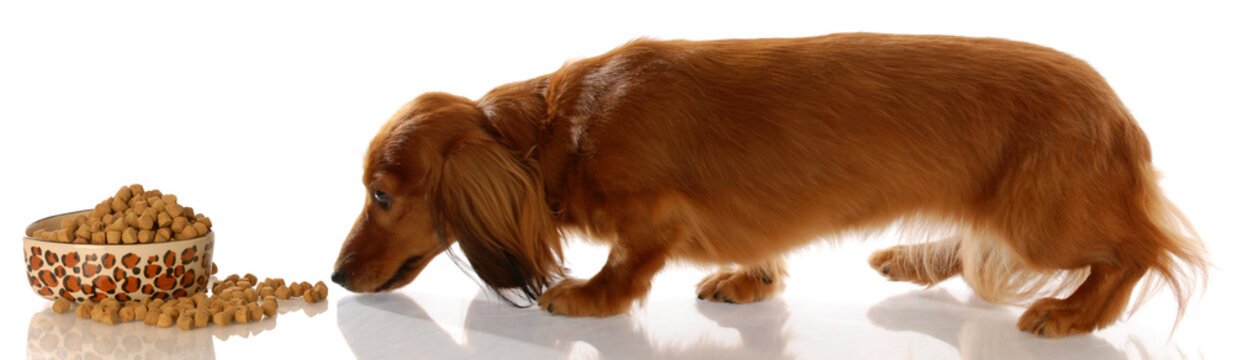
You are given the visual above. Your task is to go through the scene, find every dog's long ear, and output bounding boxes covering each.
[428,131,563,304]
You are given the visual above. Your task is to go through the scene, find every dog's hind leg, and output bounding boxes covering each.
[1016,262,1146,337]
[696,258,787,304]
[868,235,963,286]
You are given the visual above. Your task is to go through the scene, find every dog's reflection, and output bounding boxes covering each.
[337,292,793,359]
[26,300,329,359]
[866,289,1142,360]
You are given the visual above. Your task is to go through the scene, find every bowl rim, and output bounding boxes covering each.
[23,209,214,248]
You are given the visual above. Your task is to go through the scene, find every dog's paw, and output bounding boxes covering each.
[538,278,628,317]
[696,268,781,304]
[1017,298,1098,338]
[868,246,935,286]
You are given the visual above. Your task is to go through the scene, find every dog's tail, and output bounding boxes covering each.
[1125,167,1209,322]
[958,166,1208,324]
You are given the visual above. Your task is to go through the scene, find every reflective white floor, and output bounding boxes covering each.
[19,240,1230,359]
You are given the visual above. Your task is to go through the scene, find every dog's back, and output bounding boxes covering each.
[544,34,1138,258]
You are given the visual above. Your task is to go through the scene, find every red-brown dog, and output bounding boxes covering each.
[332,33,1208,337]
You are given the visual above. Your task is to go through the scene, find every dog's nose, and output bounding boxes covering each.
[331,270,346,287]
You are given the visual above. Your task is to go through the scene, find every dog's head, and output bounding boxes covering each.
[332,92,562,303]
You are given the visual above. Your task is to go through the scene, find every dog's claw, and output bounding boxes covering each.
[762,274,773,284]
[881,266,891,275]
[546,304,554,314]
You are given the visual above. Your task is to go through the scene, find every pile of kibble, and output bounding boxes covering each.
[51,265,328,331]
[30,184,212,244]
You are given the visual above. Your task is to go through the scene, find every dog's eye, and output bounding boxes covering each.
[373,190,391,208]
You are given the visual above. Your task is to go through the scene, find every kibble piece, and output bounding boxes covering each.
[213,310,232,326]
[211,263,218,275]
[133,305,147,321]
[247,303,262,321]
[90,232,106,244]
[167,203,185,218]
[192,292,208,306]
[196,215,212,228]
[53,298,72,314]
[118,307,135,322]
[137,229,153,244]
[75,301,94,319]
[111,196,129,213]
[259,286,274,298]
[101,308,119,325]
[122,228,138,244]
[194,309,210,328]
[92,201,110,218]
[100,298,120,310]
[157,312,174,328]
[303,288,318,303]
[60,218,78,234]
[130,184,145,195]
[289,282,303,297]
[171,216,188,232]
[137,213,155,230]
[234,308,249,324]
[243,288,257,303]
[175,222,198,240]
[163,194,178,205]
[274,286,291,300]
[192,222,209,236]
[91,306,104,322]
[144,308,161,325]
[177,310,194,330]
[124,211,140,227]
[154,232,170,243]
[244,273,258,284]
[151,199,166,212]
[107,217,125,231]
[115,186,132,202]
[183,207,195,220]
[55,230,71,243]
[314,281,329,299]
[235,280,252,289]
[105,231,122,244]
[261,298,278,317]
[74,225,92,240]
[132,200,148,213]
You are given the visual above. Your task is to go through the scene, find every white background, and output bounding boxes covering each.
[2,1,1230,359]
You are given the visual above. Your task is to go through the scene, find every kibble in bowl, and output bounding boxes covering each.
[23,185,214,303]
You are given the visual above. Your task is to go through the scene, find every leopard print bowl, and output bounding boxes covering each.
[24,210,214,303]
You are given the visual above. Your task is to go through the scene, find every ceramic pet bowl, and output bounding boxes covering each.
[23,210,214,303]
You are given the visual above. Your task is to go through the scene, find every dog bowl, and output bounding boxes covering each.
[23,210,214,303]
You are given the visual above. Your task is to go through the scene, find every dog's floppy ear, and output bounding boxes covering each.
[428,130,563,304]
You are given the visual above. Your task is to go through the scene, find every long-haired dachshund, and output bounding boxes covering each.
[331,33,1208,337]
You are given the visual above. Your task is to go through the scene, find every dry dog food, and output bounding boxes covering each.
[48,265,327,331]
[29,184,213,244]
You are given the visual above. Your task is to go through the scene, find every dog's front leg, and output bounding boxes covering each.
[537,229,673,317]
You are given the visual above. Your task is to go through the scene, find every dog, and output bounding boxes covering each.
[331,33,1208,338]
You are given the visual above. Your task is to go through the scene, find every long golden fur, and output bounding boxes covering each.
[332,33,1208,338]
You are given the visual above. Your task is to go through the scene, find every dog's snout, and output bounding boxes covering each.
[331,270,347,287]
